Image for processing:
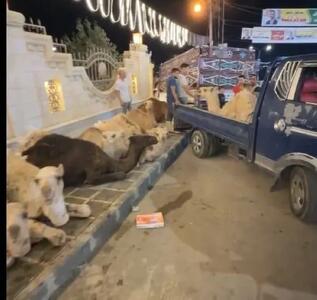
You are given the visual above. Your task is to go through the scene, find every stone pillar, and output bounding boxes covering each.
[123,43,154,102]
[7,9,29,139]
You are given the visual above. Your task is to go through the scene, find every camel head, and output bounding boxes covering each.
[138,100,153,113]
[102,130,129,148]
[143,100,154,113]
[148,126,168,142]
[102,130,126,143]
[19,129,49,153]
[101,130,130,159]
[129,135,158,149]
[33,164,69,227]
[7,203,31,258]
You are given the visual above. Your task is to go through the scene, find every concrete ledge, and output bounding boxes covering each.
[14,133,189,300]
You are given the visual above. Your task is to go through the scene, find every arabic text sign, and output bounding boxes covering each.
[251,27,317,43]
[262,8,317,27]
[44,79,65,113]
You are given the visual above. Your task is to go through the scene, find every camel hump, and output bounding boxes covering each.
[79,127,102,138]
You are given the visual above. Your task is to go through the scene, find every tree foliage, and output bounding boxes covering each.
[63,19,120,59]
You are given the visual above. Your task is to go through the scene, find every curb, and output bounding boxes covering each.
[16,133,189,300]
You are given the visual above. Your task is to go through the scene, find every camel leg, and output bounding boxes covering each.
[85,171,126,185]
[66,203,91,218]
[28,219,67,246]
[7,253,15,268]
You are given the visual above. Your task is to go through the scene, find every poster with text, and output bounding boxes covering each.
[251,27,317,43]
[262,8,317,27]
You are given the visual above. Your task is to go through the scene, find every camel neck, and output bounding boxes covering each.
[112,142,144,173]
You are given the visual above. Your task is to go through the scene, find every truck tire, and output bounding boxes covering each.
[208,134,221,157]
[191,130,210,158]
[289,167,317,222]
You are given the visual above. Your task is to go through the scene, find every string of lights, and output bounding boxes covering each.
[77,0,200,47]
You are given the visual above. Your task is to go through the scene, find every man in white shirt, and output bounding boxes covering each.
[114,68,132,114]
[178,63,195,104]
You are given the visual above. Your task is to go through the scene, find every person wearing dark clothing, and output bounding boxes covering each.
[166,68,181,129]
[265,9,278,25]
[218,87,226,108]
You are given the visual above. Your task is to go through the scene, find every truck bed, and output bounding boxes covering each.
[174,104,251,149]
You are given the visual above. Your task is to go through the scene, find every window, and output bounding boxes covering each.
[298,67,317,105]
[274,61,300,101]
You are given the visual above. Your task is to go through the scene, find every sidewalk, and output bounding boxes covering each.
[7,133,189,300]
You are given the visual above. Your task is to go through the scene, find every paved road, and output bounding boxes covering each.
[61,148,317,300]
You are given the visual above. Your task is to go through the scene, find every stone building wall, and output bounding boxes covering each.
[7,8,154,143]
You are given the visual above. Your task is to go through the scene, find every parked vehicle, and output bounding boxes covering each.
[175,54,317,222]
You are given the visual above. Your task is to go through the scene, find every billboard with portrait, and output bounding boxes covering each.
[262,8,317,27]
[241,28,253,40]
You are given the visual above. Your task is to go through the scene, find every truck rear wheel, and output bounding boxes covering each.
[208,135,221,157]
[191,130,210,158]
[289,167,317,222]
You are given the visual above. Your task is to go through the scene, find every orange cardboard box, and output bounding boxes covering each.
[136,212,164,229]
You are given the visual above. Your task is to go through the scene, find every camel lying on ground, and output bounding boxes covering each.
[139,125,169,164]
[138,98,168,123]
[126,108,157,131]
[7,153,92,267]
[79,127,129,160]
[7,202,70,268]
[7,153,91,226]
[94,113,144,136]
[22,134,158,187]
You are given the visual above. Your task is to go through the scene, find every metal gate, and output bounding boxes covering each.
[73,49,121,91]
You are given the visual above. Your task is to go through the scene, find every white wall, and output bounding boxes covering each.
[124,44,154,101]
[7,8,154,143]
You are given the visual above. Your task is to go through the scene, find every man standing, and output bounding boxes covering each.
[178,63,195,104]
[233,75,245,95]
[114,68,132,114]
[166,68,181,131]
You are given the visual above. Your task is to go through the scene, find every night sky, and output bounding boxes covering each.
[9,0,317,67]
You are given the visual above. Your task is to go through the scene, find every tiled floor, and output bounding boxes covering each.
[7,135,183,300]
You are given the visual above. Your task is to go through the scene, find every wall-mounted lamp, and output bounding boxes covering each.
[133,33,143,45]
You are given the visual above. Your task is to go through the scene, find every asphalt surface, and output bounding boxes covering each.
[60,148,317,300]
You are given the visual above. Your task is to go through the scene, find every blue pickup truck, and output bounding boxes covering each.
[174,54,317,222]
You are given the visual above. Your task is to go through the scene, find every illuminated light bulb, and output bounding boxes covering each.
[193,3,202,13]
[266,44,272,51]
